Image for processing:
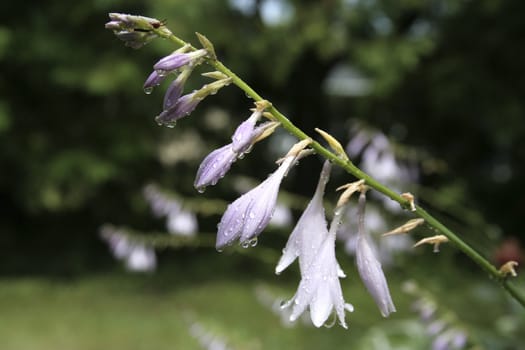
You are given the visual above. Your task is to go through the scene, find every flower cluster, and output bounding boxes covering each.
[276,161,395,328]
[105,17,403,328]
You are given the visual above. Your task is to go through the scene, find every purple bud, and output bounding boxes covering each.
[143,71,166,93]
[216,156,295,250]
[163,67,192,110]
[155,93,202,127]
[153,49,207,72]
[231,111,260,153]
[194,144,237,191]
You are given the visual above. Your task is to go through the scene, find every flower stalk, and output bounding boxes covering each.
[117,18,525,308]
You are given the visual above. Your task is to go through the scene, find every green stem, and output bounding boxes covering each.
[152,29,525,308]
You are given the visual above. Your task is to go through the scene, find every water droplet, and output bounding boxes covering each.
[216,248,223,253]
[249,237,258,247]
[144,87,153,94]
[156,69,168,77]
[249,212,255,219]
[196,186,206,194]
[241,241,250,248]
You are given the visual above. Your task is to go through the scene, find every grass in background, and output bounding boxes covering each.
[0,252,522,350]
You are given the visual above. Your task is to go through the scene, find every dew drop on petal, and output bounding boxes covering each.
[241,241,250,248]
[249,237,258,247]
[144,87,153,94]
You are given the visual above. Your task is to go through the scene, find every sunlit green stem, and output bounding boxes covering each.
[152,28,525,308]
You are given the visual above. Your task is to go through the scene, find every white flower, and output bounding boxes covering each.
[355,193,396,317]
[276,160,331,274]
[283,228,353,328]
[279,173,354,328]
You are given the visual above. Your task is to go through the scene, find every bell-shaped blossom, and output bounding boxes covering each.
[276,160,332,274]
[281,190,354,328]
[216,156,295,250]
[194,144,238,191]
[282,205,354,328]
[153,49,207,72]
[355,192,396,317]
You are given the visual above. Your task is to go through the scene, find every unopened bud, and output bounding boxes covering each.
[315,128,349,161]
[336,180,366,207]
[382,218,425,236]
[401,192,416,211]
[499,261,518,277]
[413,235,448,253]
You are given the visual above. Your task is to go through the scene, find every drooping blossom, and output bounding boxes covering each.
[215,139,311,250]
[276,160,332,274]
[281,194,354,328]
[355,191,396,317]
[216,155,295,250]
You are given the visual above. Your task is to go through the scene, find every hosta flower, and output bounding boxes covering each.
[163,67,193,109]
[153,49,207,72]
[276,160,332,274]
[194,144,238,191]
[155,78,231,127]
[355,192,396,317]
[282,205,353,328]
[194,108,277,190]
[143,70,166,92]
[155,92,203,127]
[280,180,354,328]
[216,155,296,250]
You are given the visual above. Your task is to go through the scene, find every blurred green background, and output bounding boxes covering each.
[1,0,524,349]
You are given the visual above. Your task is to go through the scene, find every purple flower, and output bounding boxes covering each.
[153,49,207,72]
[194,144,238,191]
[231,111,260,153]
[143,71,166,93]
[194,110,274,191]
[216,156,295,250]
[155,92,203,127]
[355,192,396,317]
[163,67,193,109]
